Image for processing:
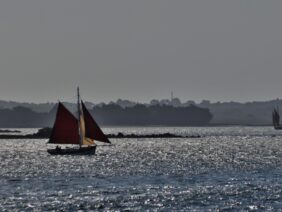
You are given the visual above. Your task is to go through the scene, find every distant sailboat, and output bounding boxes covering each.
[47,87,110,155]
[272,107,282,130]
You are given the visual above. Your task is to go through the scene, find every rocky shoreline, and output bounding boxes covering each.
[0,129,21,133]
[0,128,200,139]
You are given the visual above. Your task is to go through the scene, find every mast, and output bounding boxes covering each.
[77,87,83,147]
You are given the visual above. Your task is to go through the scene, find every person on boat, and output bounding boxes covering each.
[56,146,61,151]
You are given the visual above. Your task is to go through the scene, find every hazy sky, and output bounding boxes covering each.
[1,0,282,103]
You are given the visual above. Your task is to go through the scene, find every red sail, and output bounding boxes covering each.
[82,101,111,143]
[49,102,80,144]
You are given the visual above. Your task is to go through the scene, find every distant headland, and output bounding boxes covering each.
[0,98,281,127]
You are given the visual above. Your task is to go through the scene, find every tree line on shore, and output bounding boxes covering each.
[0,103,212,128]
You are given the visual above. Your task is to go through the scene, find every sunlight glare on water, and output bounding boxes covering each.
[1,127,282,210]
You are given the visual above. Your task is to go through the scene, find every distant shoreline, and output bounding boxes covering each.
[0,132,201,140]
[0,124,274,129]
[0,98,279,126]
[0,123,273,127]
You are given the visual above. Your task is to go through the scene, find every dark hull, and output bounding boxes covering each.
[47,146,96,155]
[274,126,282,130]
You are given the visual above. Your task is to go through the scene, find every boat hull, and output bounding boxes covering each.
[47,146,96,155]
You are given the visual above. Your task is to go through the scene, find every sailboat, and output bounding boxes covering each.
[47,87,110,155]
[272,107,282,130]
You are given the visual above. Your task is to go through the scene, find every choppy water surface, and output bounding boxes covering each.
[1,127,282,211]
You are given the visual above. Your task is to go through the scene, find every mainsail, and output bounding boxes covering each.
[82,101,111,143]
[49,102,80,144]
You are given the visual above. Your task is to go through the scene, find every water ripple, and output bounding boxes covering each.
[1,127,282,210]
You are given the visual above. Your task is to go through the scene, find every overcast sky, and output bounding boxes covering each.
[1,0,282,103]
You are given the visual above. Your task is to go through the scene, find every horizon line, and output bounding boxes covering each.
[0,97,282,105]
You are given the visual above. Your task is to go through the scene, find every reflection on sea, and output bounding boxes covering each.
[1,127,282,210]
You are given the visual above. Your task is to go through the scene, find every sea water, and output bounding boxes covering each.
[1,127,282,211]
